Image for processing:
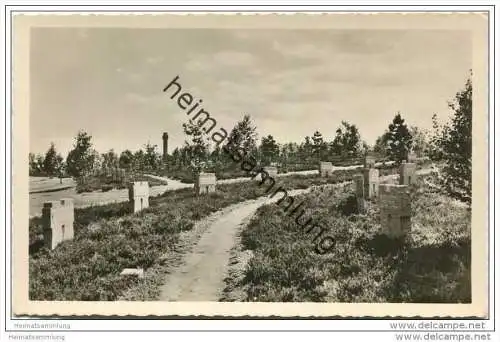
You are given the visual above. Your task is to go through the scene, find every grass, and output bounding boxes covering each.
[29,167,371,301]
[233,174,470,303]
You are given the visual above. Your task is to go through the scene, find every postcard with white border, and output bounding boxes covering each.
[12,12,490,318]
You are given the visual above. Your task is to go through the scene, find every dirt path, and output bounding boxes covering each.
[158,187,316,301]
[158,168,433,302]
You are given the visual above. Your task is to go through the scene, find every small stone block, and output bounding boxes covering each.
[263,166,278,178]
[42,198,75,250]
[195,172,216,195]
[120,268,144,278]
[363,168,380,199]
[319,161,333,177]
[379,184,411,238]
[399,162,417,185]
[128,181,150,212]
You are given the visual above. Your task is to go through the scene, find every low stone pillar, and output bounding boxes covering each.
[319,161,333,177]
[379,184,411,238]
[263,166,278,178]
[128,181,150,213]
[399,162,417,185]
[42,198,75,250]
[353,174,366,213]
[195,172,216,195]
[363,168,380,199]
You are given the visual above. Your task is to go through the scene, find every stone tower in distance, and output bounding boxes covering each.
[162,132,169,160]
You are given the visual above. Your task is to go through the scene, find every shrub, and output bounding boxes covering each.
[101,184,113,192]
[429,77,472,205]
[336,193,360,216]
[76,183,93,193]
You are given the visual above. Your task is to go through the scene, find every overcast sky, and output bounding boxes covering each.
[30,28,471,156]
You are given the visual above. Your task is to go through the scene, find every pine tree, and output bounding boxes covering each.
[143,143,161,172]
[54,154,65,182]
[119,150,134,170]
[183,121,210,172]
[438,77,472,204]
[101,149,119,170]
[330,121,362,158]
[42,143,59,176]
[373,133,388,157]
[227,114,258,156]
[260,135,279,166]
[29,153,43,176]
[385,112,413,163]
[311,131,327,161]
[409,126,430,158]
[66,131,97,177]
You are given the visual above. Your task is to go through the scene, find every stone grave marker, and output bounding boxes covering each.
[319,161,333,177]
[379,184,411,238]
[128,181,150,213]
[263,166,278,178]
[42,198,75,250]
[195,172,216,195]
[399,162,417,185]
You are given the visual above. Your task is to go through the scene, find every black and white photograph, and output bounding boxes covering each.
[11,12,490,319]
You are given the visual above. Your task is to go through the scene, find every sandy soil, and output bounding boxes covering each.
[157,187,315,301]
[29,177,75,193]
[29,176,192,218]
[28,166,371,217]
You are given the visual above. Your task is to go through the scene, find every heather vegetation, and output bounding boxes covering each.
[29,168,369,300]
[29,75,473,303]
[229,174,470,303]
[220,76,473,303]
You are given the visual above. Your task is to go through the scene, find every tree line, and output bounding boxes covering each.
[29,132,163,179]
[30,76,471,204]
